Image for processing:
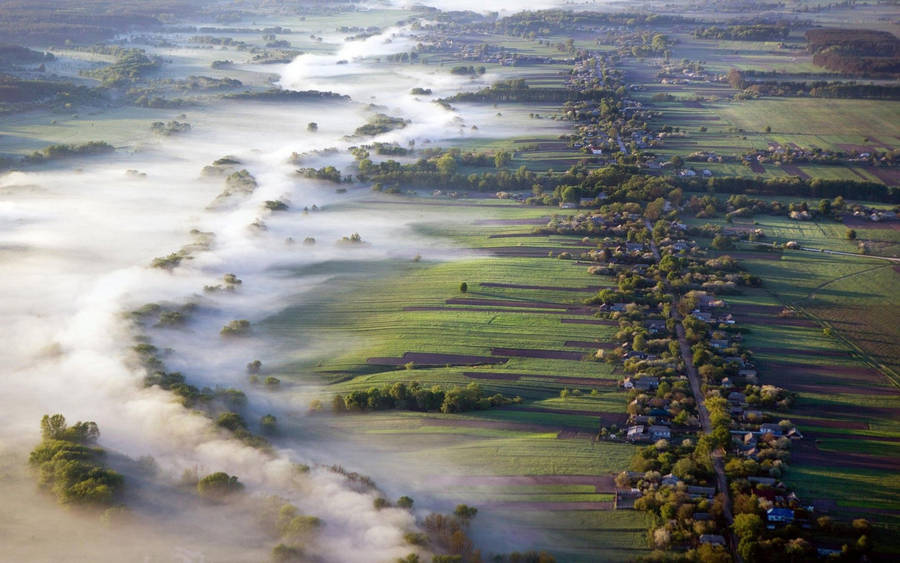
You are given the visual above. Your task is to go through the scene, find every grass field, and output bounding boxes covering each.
[258,197,654,560]
[663,199,900,537]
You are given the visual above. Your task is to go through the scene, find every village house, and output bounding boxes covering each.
[760,423,783,436]
[661,474,680,487]
[626,425,650,442]
[724,356,746,368]
[691,310,713,323]
[766,507,795,525]
[687,485,716,499]
[672,240,692,252]
[625,242,646,253]
[699,535,726,546]
[727,391,747,406]
[649,425,671,440]
[623,376,659,391]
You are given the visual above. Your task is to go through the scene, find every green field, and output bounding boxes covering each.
[260,198,653,560]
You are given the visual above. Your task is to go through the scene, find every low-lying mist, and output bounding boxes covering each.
[0,12,563,562]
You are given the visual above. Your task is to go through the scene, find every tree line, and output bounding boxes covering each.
[727,69,900,100]
[695,24,789,41]
[330,382,520,414]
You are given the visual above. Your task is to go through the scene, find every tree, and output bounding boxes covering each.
[846,228,857,240]
[633,333,648,352]
[216,412,247,432]
[40,414,99,443]
[737,537,759,562]
[852,518,871,534]
[30,414,122,506]
[670,155,684,168]
[561,185,581,203]
[261,414,277,434]
[644,197,666,221]
[494,150,512,168]
[272,544,303,562]
[197,472,243,498]
[693,543,731,563]
[307,122,318,132]
[454,504,478,522]
[396,496,414,509]
[711,235,734,250]
[436,153,457,176]
[733,512,763,539]
[459,282,468,293]
[40,414,68,440]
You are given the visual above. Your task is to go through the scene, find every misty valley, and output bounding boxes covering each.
[0,1,898,562]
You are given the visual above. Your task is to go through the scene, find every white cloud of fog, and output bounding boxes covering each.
[0,81,475,561]
[0,6,571,559]
[373,0,576,13]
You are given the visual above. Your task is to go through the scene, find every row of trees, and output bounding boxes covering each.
[726,69,900,100]
[331,382,518,414]
[675,175,899,204]
[806,28,900,76]
[695,25,790,41]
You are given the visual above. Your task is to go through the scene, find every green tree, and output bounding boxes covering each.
[733,512,763,539]
[197,472,243,498]
[561,185,581,203]
[494,151,512,168]
[436,153,457,176]
[454,504,478,522]
[459,282,468,293]
[711,235,734,250]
